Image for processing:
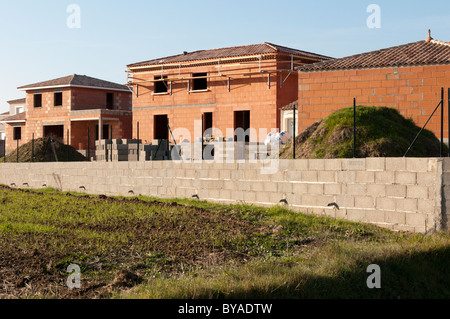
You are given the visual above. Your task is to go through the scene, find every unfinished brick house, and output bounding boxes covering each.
[126,43,331,144]
[2,74,132,155]
[0,98,25,140]
[295,31,450,142]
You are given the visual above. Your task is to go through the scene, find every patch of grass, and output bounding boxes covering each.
[0,185,450,299]
[119,232,450,299]
[0,221,58,234]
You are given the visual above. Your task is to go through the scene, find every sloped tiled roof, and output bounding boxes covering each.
[1,112,26,123]
[128,42,332,68]
[297,39,450,72]
[7,98,26,104]
[281,100,298,111]
[18,74,129,91]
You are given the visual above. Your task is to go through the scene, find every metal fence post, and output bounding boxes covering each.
[87,126,90,161]
[293,104,296,160]
[50,133,58,162]
[137,121,140,162]
[242,111,246,161]
[441,87,444,157]
[167,117,170,144]
[67,129,70,162]
[353,98,356,158]
[201,114,204,161]
[32,133,34,162]
[110,125,113,162]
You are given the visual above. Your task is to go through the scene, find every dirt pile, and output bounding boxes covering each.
[108,269,143,288]
[2,137,88,162]
[279,106,447,159]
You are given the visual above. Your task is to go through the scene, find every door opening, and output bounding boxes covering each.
[203,112,213,138]
[234,110,250,142]
[44,125,64,141]
[95,124,110,140]
[154,114,168,140]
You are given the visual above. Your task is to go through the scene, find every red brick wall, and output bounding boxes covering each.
[277,58,300,131]
[25,88,71,119]
[131,55,299,143]
[5,87,132,153]
[70,121,96,150]
[298,64,450,138]
[4,89,70,151]
[67,114,132,149]
[4,123,25,154]
[71,87,132,111]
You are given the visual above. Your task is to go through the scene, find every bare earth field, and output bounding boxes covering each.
[1,185,450,299]
[0,187,271,298]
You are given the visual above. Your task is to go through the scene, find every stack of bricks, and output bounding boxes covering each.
[139,140,171,161]
[95,139,140,161]
[176,141,271,162]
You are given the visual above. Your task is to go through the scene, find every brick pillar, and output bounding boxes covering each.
[98,118,103,140]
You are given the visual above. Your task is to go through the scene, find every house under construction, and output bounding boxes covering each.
[126,42,331,144]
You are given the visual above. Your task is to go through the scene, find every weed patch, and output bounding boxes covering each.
[0,185,449,299]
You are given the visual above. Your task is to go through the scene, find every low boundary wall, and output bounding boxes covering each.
[0,158,449,233]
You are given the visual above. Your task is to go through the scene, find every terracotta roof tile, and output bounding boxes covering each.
[281,100,298,111]
[18,74,129,91]
[1,112,26,123]
[297,39,450,72]
[128,42,332,68]
[7,98,26,104]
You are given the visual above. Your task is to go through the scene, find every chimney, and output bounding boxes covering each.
[425,29,433,42]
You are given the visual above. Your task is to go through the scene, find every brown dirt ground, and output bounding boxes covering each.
[0,187,273,299]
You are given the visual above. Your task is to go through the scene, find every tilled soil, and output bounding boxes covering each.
[0,187,273,299]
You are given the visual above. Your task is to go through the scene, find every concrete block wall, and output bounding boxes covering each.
[178,142,271,162]
[441,158,450,229]
[0,158,447,233]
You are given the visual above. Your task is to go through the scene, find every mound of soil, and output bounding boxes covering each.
[2,137,88,162]
[279,106,447,159]
[108,269,143,288]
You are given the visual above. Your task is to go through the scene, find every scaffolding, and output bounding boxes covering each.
[125,52,318,95]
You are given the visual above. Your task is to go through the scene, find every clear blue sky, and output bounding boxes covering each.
[1,0,449,112]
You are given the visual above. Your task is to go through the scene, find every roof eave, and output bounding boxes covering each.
[18,84,131,93]
[127,53,279,70]
[0,120,26,124]
[127,53,331,72]
[297,61,450,73]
